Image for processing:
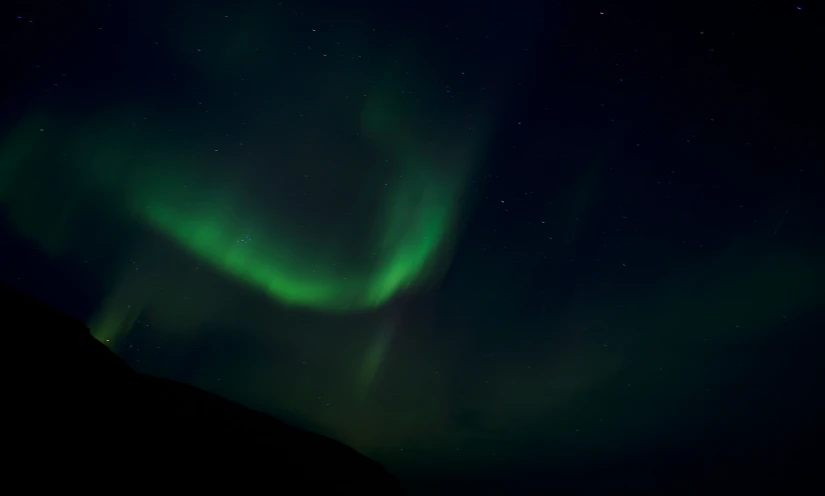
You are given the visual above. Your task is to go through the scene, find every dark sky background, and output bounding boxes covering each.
[2,0,823,493]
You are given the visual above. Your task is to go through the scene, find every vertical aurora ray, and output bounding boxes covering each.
[359,322,396,394]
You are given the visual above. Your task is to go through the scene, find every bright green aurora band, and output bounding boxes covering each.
[0,96,482,311]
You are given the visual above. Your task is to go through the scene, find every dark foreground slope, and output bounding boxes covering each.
[2,283,406,494]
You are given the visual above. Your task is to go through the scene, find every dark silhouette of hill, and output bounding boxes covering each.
[2,282,406,493]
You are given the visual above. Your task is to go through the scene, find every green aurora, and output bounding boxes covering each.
[1,103,480,309]
[3,2,823,483]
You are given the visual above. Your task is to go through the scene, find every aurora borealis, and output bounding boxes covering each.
[2,0,823,492]
[1,61,482,316]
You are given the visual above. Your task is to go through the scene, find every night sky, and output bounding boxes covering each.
[2,0,823,492]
